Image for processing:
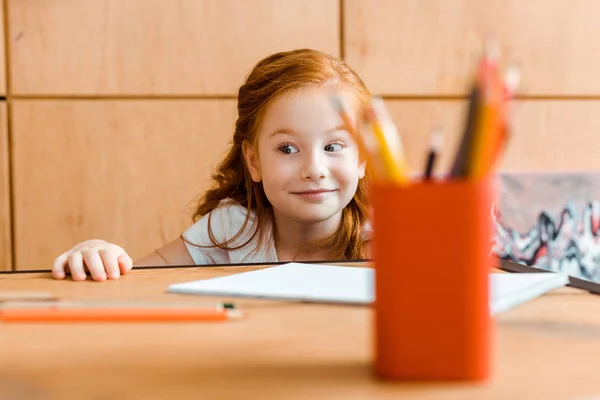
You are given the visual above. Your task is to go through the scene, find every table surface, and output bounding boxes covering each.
[1,263,600,400]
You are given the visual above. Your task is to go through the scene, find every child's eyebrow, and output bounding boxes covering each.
[269,128,297,138]
[268,125,347,138]
[326,125,347,133]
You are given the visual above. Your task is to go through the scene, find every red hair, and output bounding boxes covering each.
[187,49,372,260]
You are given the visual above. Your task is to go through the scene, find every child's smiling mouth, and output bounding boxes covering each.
[291,189,338,201]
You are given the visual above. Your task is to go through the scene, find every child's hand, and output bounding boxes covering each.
[52,239,133,281]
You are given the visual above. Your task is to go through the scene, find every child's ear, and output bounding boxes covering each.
[242,141,262,183]
[358,160,366,179]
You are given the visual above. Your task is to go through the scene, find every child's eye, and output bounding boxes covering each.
[324,142,345,152]
[278,144,299,154]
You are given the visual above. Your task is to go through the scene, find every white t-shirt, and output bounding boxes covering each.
[182,200,278,265]
[182,199,373,265]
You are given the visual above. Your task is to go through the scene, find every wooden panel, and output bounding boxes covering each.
[8,0,339,96]
[384,100,600,174]
[12,100,597,270]
[0,102,9,270]
[11,100,237,270]
[345,0,600,96]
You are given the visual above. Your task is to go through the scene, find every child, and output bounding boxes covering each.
[52,48,373,282]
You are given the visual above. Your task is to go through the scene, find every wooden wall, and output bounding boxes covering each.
[1,0,597,270]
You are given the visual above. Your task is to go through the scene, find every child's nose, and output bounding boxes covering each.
[300,152,327,181]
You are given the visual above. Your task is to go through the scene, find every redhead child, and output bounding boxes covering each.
[52,48,373,282]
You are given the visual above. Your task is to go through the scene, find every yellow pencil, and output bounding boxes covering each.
[469,101,498,179]
[366,97,411,185]
[357,118,389,180]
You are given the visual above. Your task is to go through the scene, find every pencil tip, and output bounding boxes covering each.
[504,65,521,94]
[226,309,245,320]
[369,96,392,122]
[430,127,443,151]
[483,37,501,62]
[333,91,356,109]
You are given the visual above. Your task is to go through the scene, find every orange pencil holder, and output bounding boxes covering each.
[370,178,497,381]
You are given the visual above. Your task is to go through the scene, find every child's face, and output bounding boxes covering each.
[244,86,365,225]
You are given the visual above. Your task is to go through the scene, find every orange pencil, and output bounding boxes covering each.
[485,65,520,173]
[0,307,243,323]
[450,41,498,180]
[468,43,504,179]
[331,93,383,178]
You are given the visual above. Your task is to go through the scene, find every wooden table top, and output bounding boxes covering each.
[1,264,600,400]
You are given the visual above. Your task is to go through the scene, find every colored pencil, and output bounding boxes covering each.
[424,127,443,180]
[0,306,243,323]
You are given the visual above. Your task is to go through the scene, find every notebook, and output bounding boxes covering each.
[167,263,570,314]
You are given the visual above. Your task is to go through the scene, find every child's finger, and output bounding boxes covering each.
[118,253,133,274]
[99,248,121,280]
[52,253,69,279]
[67,252,87,281]
[81,249,107,282]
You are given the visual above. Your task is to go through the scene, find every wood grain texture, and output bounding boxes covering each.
[0,102,10,270]
[345,0,600,96]
[10,100,238,270]
[384,100,600,175]
[11,99,600,270]
[0,266,598,400]
[8,0,340,95]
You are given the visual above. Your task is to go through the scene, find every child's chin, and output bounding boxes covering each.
[291,209,341,224]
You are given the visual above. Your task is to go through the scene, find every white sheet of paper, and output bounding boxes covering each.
[167,263,570,314]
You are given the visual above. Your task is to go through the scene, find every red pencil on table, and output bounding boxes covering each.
[0,303,243,323]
